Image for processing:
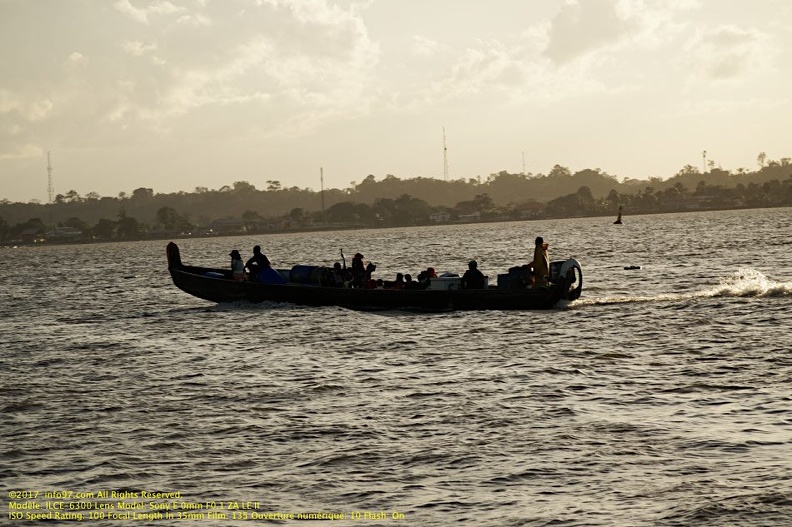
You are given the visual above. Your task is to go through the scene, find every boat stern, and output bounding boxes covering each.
[550,258,583,301]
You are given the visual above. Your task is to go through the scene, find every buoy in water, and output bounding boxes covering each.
[613,205,623,225]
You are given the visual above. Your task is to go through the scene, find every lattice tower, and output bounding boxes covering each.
[47,151,54,204]
[443,127,449,181]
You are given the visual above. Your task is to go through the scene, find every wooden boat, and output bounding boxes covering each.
[166,242,583,311]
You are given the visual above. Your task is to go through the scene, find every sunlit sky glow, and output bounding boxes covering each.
[1,0,790,202]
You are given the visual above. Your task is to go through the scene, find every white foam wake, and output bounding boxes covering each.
[708,268,792,298]
[569,268,791,307]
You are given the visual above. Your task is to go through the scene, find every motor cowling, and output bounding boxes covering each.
[550,258,583,300]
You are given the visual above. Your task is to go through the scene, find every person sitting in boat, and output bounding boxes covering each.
[229,249,245,281]
[404,274,420,289]
[461,260,486,289]
[351,253,366,287]
[245,245,271,280]
[389,273,406,290]
[331,262,350,287]
[364,261,377,288]
[509,264,533,288]
[417,267,437,289]
[532,236,550,288]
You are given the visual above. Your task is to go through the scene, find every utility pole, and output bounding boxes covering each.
[702,150,707,173]
[443,127,449,181]
[47,151,54,204]
[47,151,54,225]
[522,150,526,176]
[320,167,325,223]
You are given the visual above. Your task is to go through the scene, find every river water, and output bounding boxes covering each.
[1,207,791,526]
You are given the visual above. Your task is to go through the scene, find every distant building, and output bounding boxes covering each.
[456,211,481,222]
[17,227,44,244]
[516,201,545,219]
[46,227,83,240]
[209,217,246,234]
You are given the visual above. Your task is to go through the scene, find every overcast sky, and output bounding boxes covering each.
[1,0,790,203]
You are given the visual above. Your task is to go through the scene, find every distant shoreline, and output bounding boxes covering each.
[3,203,788,249]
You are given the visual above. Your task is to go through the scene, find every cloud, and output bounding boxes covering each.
[0,90,54,122]
[667,96,788,118]
[542,0,702,65]
[259,0,359,26]
[447,41,527,94]
[176,13,212,26]
[96,0,381,138]
[121,40,157,56]
[399,28,613,113]
[544,0,640,64]
[113,0,148,23]
[0,0,381,148]
[401,1,673,111]
[113,0,185,24]
[683,25,772,81]
[0,142,42,161]
[411,36,449,58]
[67,52,86,64]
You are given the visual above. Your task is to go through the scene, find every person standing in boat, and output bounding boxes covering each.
[461,260,487,289]
[351,253,366,287]
[230,249,245,281]
[245,245,271,280]
[532,236,550,287]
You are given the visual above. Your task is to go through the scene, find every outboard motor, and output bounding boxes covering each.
[549,258,583,300]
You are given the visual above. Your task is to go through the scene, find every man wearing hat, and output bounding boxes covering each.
[230,249,245,281]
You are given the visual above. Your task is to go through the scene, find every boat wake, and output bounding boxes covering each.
[571,268,792,307]
[708,268,792,298]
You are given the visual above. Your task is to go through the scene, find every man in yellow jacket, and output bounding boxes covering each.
[532,236,549,287]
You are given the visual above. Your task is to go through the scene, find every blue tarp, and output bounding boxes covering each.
[258,267,288,284]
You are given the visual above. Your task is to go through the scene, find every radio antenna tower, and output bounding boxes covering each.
[47,151,54,204]
[442,127,449,181]
[320,167,326,221]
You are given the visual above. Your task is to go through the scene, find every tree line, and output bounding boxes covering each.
[1,154,791,244]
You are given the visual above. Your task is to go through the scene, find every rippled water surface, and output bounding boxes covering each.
[2,208,791,526]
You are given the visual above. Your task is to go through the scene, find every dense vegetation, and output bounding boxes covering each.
[1,155,791,244]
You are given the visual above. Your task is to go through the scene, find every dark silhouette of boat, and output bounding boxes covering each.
[166,243,583,311]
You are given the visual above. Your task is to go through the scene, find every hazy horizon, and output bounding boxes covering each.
[2,0,790,203]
